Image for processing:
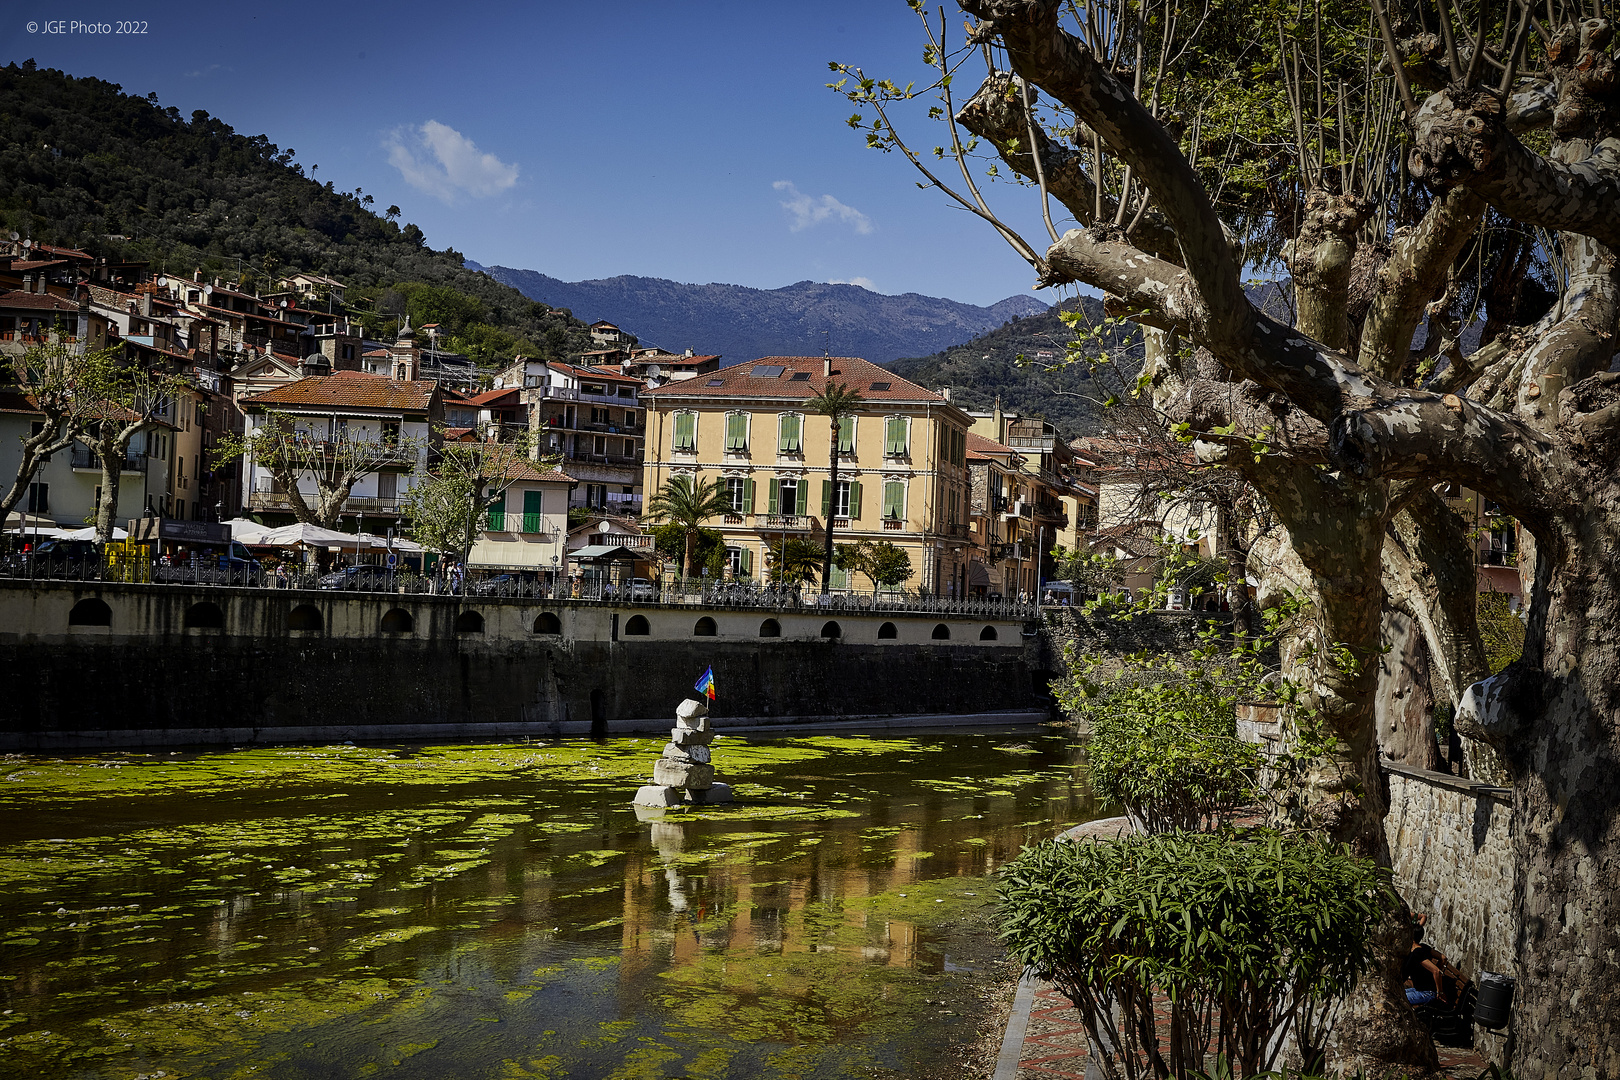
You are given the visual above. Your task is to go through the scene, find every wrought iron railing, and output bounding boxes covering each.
[0,554,1039,619]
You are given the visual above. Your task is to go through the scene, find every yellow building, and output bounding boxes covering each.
[641,356,975,595]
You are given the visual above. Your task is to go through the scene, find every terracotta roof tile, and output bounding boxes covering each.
[0,289,79,312]
[243,370,439,411]
[642,356,951,405]
[967,432,1018,457]
[548,360,642,385]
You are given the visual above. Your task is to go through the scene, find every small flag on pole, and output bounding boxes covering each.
[694,666,716,701]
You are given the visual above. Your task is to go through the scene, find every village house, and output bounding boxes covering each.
[467,460,574,578]
[236,362,441,529]
[524,361,644,514]
[640,355,975,594]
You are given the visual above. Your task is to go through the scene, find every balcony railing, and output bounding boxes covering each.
[248,491,403,515]
[484,512,559,538]
[70,446,144,473]
[882,518,905,531]
[762,514,812,532]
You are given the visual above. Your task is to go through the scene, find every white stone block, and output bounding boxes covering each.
[653,758,714,790]
[632,784,684,807]
[688,782,733,805]
[670,725,713,747]
[661,742,711,764]
[676,698,709,721]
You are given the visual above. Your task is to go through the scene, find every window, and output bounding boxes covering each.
[751,364,786,378]
[884,416,910,457]
[591,407,609,425]
[822,479,858,519]
[673,411,696,452]
[768,477,805,516]
[870,381,891,391]
[837,416,855,454]
[726,546,753,577]
[725,477,754,513]
[882,480,905,521]
[777,413,803,453]
[725,412,749,451]
[486,488,506,530]
[789,371,811,382]
[618,386,635,398]
[377,471,397,501]
[26,482,48,514]
[594,435,607,455]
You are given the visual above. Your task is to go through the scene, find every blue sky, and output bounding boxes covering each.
[2,1,1066,308]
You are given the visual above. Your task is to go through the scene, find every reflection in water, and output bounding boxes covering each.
[0,729,1097,1078]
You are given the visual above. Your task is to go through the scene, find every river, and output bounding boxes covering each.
[0,726,1097,1079]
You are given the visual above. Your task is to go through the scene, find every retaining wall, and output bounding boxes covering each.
[1383,760,1516,984]
[0,580,1040,748]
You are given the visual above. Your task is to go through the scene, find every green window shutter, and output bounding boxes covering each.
[767,479,779,515]
[796,481,808,516]
[883,481,904,520]
[726,412,747,450]
[821,479,832,516]
[674,412,695,452]
[838,416,854,453]
[788,414,802,452]
[849,480,862,520]
[522,489,543,533]
[777,414,790,453]
[487,489,506,530]
[885,417,909,456]
[742,478,754,513]
[742,547,753,575]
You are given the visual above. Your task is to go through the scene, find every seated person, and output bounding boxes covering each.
[1403,923,1452,1008]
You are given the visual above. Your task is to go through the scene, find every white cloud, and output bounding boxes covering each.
[773,181,872,234]
[386,120,519,203]
[829,276,876,290]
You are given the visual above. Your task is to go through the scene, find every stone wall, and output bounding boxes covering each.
[1383,760,1516,984]
[0,580,1041,748]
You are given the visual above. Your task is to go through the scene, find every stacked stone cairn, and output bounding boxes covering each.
[632,697,733,807]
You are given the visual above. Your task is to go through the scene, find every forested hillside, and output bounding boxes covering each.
[887,296,1135,439]
[0,60,593,364]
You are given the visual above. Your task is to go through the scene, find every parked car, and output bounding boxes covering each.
[317,565,394,591]
[473,574,517,596]
[628,577,657,600]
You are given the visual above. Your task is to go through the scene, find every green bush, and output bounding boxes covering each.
[998,831,1389,1078]
[1063,658,1261,833]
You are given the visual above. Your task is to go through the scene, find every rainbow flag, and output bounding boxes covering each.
[694,666,716,701]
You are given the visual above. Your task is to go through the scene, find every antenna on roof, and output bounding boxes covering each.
[822,330,830,359]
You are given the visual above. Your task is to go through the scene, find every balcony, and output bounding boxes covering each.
[1481,548,1518,567]
[483,512,559,539]
[762,514,812,532]
[70,446,144,473]
[248,490,403,516]
[882,517,905,531]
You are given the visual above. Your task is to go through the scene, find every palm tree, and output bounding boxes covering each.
[805,381,865,594]
[647,474,732,579]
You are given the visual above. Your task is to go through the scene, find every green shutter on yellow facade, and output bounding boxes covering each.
[767,480,779,515]
[674,412,695,451]
[742,548,753,575]
[838,416,854,453]
[742,478,754,513]
[821,479,832,516]
[796,481,808,516]
[849,480,862,520]
[725,412,747,450]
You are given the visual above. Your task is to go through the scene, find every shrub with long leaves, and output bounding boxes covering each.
[998,831,1390,1079]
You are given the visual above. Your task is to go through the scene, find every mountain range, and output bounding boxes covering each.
[466,264,1049,366]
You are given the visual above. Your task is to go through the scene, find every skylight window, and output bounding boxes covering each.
[705,378,725,386]
[789,371,812,381]
[870,381,892,391]
[750,365,786,378]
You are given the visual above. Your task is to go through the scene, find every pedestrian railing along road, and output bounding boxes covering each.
[0,555,1039,620]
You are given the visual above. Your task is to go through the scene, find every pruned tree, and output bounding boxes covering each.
[402,433,551,570]
[0,338,125,527]
[843,0,1620,1067]
[215,411,424,529]
[835,538,914,589]
[83,364,190,543]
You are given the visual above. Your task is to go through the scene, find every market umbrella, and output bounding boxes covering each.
[58,526,128,541]
[223,517,272,545]
[257,523,368,550]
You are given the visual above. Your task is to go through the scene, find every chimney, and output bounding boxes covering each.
[823,355,831,378]
[141,290,152,318]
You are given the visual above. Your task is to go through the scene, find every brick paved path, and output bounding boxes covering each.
[1012,982,1490,1079]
